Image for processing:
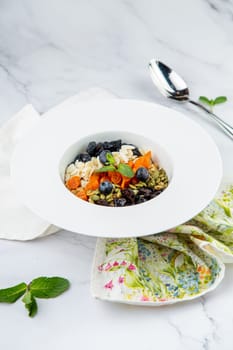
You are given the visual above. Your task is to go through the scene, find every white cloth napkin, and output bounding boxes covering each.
[0,88,115,241]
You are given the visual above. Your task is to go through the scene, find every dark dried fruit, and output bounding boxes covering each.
[122,143,141,156]
[101,140,122,152]
[86,140,122,157]
[138,187,153,198]
[122,188,135,204]
[108,140,122,152]
[132,147,142,157]
[95,199,110,206]
[94,142,104,156]
[86,141,97,156]
[150,190,162,198]
[103,141,111,150]
[114,198,127,207]
[135,196,147,204]
[74,153,91,162]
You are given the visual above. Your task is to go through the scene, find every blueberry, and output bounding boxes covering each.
[135,167,149,181]
[86,141,96,156]
[99,150,112,165]
[99,181,113,195]
[114,198,127,207]
[74,153,91,163]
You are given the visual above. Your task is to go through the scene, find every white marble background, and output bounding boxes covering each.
[0,0,233,349]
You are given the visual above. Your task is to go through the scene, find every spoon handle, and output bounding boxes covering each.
[189,100,233,140]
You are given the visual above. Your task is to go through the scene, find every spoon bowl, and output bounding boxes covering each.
[148,59,233,140]
[148,60,189,101]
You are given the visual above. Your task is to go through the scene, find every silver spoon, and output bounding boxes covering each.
[148,59,233,140]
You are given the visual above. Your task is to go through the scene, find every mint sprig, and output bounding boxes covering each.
[0,276,70,317]
[96,153,134,178]
[199,96,227,111]
[96,163,134,178]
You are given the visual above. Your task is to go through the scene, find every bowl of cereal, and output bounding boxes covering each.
[63,135,170,207]
[11,99,222,237]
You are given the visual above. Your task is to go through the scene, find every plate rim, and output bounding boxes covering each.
[10,99,223,237]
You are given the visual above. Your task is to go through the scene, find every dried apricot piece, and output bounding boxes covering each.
[66,176,81,190]
[121,176,131,189]
[108,171,122,185]
[133,151,152,171]
[76,188,88,201]
[85,173,100,191]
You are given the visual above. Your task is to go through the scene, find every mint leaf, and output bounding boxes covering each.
[106,153,115,165]
[95,165,116,173]
[27,297,38,317]
[199,96,211,105]
[0,276,70,318]
[23,292,38,318]
[30,277,70,299]
[117,163,134,178]
[22,290,32,304]
[199,95,228,109]
[0,282,27,303]
[214,96,227,105]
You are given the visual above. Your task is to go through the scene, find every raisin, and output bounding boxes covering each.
[86,141,97,156]
[122,189,135,204]
[114,198,127,207]
[95,199,110,206]
[74,153,91,162]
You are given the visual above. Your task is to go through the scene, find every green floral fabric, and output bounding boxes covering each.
[92,185,233,305]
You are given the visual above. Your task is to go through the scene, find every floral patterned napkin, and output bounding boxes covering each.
[91,185,233,305]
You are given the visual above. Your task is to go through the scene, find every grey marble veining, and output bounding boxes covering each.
[0,1,233,349]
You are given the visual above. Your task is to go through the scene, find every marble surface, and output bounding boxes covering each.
[0,0,233,349]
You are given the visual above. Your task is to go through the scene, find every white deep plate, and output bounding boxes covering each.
[11,99,222,237]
